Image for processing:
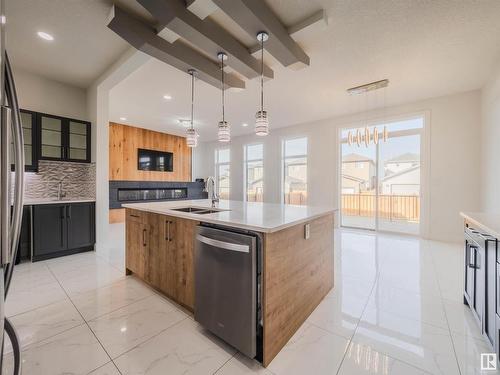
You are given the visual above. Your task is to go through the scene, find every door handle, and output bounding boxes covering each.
[196,234,250,253]
[0,105,11,265]
[142,228,147,247]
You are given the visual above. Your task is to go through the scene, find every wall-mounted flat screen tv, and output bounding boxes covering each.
[138,148,173,172]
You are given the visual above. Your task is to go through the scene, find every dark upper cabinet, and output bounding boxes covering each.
[33,201,95,261]
[10,109,38,172]
[39,113,91,163]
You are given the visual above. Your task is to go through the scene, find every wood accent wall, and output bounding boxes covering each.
[262,213,334,366]
[109,122,192,182]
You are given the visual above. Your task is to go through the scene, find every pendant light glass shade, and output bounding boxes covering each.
[255,110,269,136]
[186,127,198,147]
[186,69,198,148]
[255,31,269,136]
[218,121,230,142]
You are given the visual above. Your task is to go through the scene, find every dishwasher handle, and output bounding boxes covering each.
[196,234,250,253]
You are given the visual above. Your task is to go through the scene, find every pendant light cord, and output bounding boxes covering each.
[260,37,264,111]
[221,57,225,122]
[190,71,194,130]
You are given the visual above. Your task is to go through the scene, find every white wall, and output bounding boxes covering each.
[13,68,87,120]
[194,90,482,243]
[481,64,500,213]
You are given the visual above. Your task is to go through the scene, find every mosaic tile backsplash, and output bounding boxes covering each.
[15,160,96,200]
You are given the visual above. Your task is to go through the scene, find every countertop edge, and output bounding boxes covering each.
[24,199,96,206]
[460,211,500,239]
[123,204,337,233]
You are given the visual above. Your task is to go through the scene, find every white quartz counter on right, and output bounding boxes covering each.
[460,212,500,239]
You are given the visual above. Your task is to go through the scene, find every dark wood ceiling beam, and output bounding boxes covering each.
[213,0,310,69]
[138,0,273,80]
[107,5,245,89]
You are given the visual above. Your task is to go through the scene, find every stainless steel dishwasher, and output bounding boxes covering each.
[194,225,260,359]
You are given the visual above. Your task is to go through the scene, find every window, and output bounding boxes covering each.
[245,143,264,202]
[282,137,307,205]
[215,148,230,199]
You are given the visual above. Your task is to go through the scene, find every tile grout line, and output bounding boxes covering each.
[334,266,380,375]
[333,231,437,375]
[45,263,121,374]
[428,242,464,375]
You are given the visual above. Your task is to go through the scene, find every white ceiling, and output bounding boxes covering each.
[7,0,500,139]
[5,0,151,88]
[109,0,500,141]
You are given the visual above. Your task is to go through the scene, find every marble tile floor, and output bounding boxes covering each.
[1,224,495,374]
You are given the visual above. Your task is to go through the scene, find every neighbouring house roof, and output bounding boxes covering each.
[386,153,420,164]
[382,165,420,181]
[343,153,375,164]
[341,174,366,183]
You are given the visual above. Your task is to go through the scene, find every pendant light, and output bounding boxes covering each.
[186,69,198,147]
[217,52,230,142]
[255,31,269,136]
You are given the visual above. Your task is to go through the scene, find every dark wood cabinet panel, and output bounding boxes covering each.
[67,203,95,250]
[33,204,67,258]
[32,202,95,261]
[37,112,91,163]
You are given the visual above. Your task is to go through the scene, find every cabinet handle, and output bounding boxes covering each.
[468,246,476,268]
[130,214,140,218]
[60,206,65,219]
[67,205,71,219]
[168,221,173,242]
[142,229,147,247]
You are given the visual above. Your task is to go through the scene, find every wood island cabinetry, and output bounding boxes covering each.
[125,209,198,310]
[125,202,335,367]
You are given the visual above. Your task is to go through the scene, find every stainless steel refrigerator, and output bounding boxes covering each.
[0,0,24,372]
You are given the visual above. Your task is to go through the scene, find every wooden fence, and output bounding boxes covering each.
[342,194,420,222]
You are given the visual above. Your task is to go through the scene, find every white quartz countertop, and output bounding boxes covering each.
[123,199,337,233]
[460,212,500,239]
[24,198,96,205]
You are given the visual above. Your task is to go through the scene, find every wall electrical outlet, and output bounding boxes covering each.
[304,223,310,239]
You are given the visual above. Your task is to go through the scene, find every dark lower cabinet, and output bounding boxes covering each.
[33,202,95,261]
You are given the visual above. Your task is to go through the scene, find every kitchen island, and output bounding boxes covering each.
[122,199,336,366]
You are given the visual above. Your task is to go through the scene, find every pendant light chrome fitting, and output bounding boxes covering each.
[255,31,269,136]
[186,69,198,147]
[217,52,230,142]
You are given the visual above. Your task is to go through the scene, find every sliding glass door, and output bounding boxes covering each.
[340,117,423,235]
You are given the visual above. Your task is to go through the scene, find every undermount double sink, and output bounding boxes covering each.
[171,206,228,215]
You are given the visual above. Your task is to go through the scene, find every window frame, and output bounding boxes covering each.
[281,136,308,205]
[243,142,264,202]
[214,147,230,199]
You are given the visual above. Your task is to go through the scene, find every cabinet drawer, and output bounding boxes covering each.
[126,209,146,223]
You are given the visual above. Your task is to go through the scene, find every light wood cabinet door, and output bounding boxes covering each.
[126,217,150,279]
[169,217,197,310]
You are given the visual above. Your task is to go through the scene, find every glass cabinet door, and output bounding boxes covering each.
[40,115,63,159]
[21,111,34,168]
[68,120,89,161]
[10,110,36,171]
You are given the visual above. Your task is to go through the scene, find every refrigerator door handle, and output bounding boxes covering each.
[0,105,10,266]
[4,52,24,300]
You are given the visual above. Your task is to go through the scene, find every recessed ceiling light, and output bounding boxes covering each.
[178,119,191,128]
[37,31,54,41]
[242,123,248,127]
[120,117,127,121]
[163,94,172,100]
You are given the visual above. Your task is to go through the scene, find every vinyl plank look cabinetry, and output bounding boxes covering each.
[125,209,197,311]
